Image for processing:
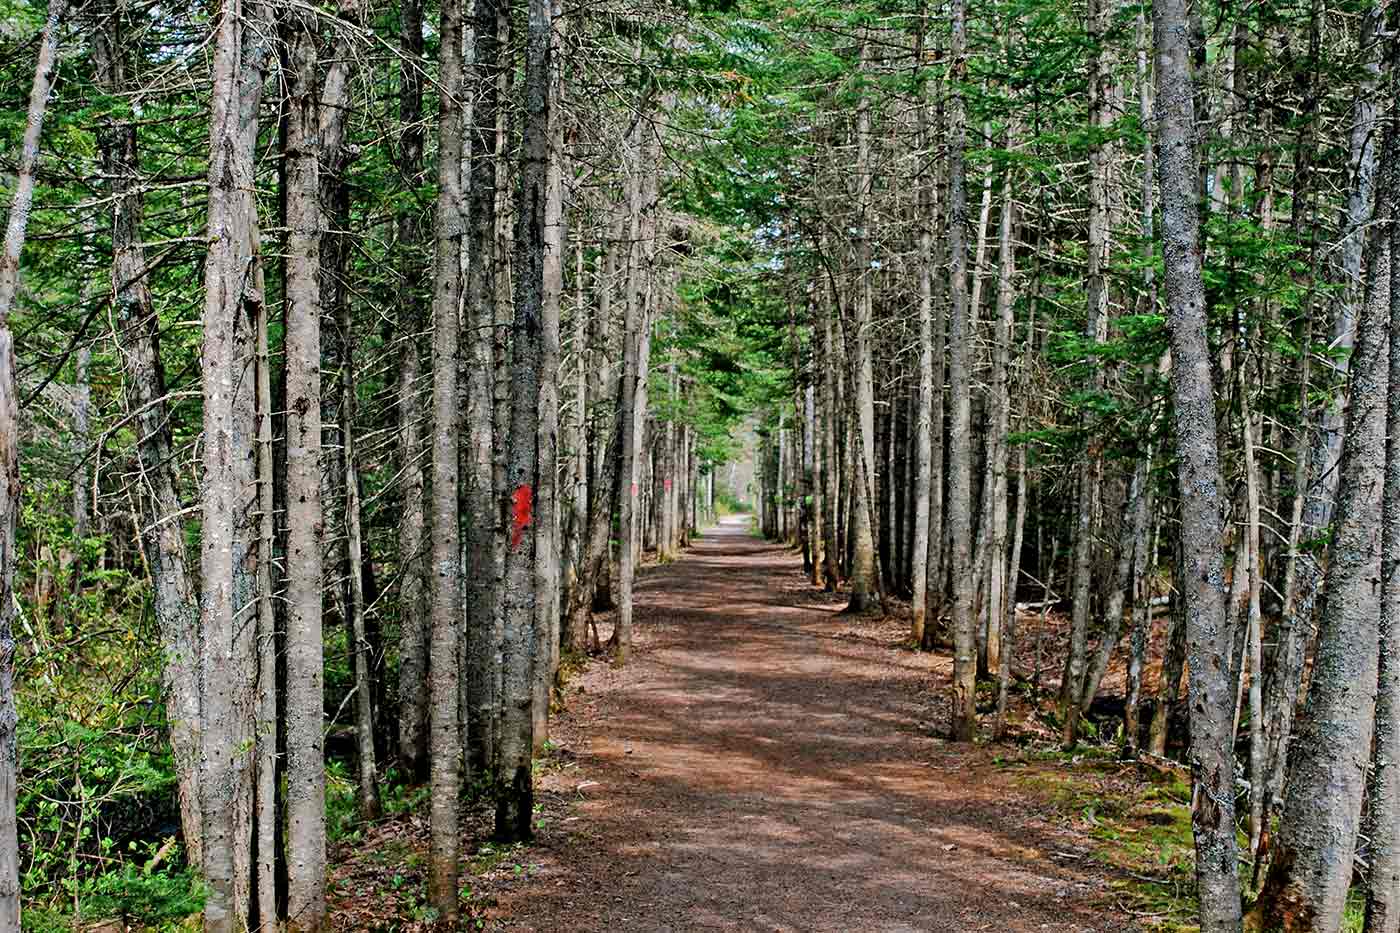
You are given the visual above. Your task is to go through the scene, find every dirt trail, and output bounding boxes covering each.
[499,517,1138,932]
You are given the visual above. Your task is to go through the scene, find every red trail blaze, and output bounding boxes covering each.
[510,483,534,551]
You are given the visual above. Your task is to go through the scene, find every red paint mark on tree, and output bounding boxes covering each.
[630,483,638,497]
[664,479,672,490]
[511,484,534,550]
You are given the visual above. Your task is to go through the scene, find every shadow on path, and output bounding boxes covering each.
[498,516,1138,932]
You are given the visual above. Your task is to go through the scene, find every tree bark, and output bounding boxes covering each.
[336,246,381,822]
[947,0,976,741]
[282,7,328,930]
[1154,0,1244,922]
[91,0,203,867]
[198,0,272,924]
[0,2,66,925]
[821,300,841,590]
[1367,107,1400,933]
[1262,3,1386,837]
[532,0,566,751]
[844,39,879,613]
[615,96,656,664]
[464,0,504,783]
[984,167,1017,675]
[427,0,467,913]
[1147,536,1188,757]
[394,0,432,782]
[497,0,552,842]
[1258,102,1395,933]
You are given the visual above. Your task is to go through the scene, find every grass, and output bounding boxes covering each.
[1002,747,1381,932]
[1001,750,1199,929]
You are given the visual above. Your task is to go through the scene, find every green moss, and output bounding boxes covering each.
[1343,889,1366,933]
[1010,756,1198,929]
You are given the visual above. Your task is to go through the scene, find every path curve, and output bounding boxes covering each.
[501,517,1138,932]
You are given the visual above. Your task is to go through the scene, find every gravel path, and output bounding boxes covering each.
[496,516,1140,932]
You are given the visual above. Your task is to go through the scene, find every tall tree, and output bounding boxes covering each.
[844,37,879,613]
[1258,62,1395,933]
[1261,2,1387,830]
[533,0,567,749]
[1153,0,1243,923]
[91,0,202,864]
[497,0,553,841]
[0,2,67,925]
[615,97,654,664]
[426,0,467,914]
[394,0,431,780]
[946,0,977,742]
[1366,102,1400,933]
[464,0,504,781]
[198,0,274,923]
[282,4,328,928]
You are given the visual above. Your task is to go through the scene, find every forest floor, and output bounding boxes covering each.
[328,516,1192,932]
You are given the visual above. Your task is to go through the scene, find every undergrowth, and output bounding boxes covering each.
[16,484,204,928]
[1002,747,1373,932]
[1000,748,1200,930]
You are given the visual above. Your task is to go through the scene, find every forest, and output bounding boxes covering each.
[0,0,1397,927]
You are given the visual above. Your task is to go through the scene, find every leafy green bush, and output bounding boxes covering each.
[13,483,186,920]
[77,864,203,926]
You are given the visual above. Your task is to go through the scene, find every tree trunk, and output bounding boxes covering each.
[569,408,622,653]
[252,215,277,931]
[821,300,840,590]
[282,8,329,930]
[1257,108,1395,933]
[336,240,381,822]
[615,96,656,664]
[532,0,566,752]
[1154,0,1244,921]
[1147,535,1188,757]
[947,0,976,741]
[464,0,504,784]
[426,0,467,913]
[994,445,1028,740]
[1079,460,1149,716]
[1060,0,1121,747]
[488,2,515,774]
[1123,0,1157,760]
[1367,114,1400,933]
[844,39,878,613]
[394,0,431,782]
[562,216,589,646]
[0,2,66,924]
[497,0,553,841]
[91,0,202,866]
[985,176,1017,677]
[66,344,90,579]
[199,0,272,924]
[1240,389,1265,861]
[1123,510,1157,756]
[1262,3,1386,838]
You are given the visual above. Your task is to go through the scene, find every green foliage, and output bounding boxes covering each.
[76,864,204,927]
[24,862,204,931]
[1005,756,1201,929]
[0,432,206,926]
[326,759,363,843]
